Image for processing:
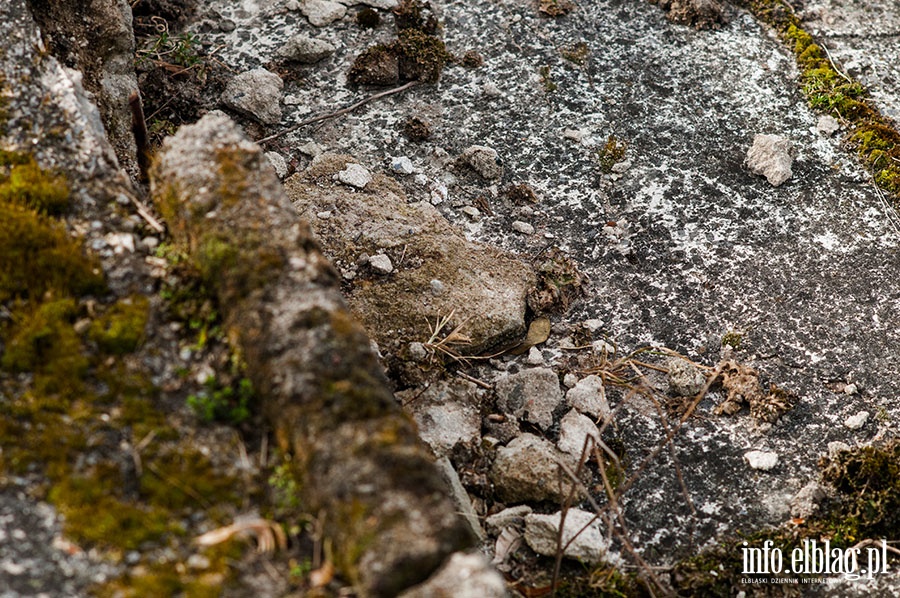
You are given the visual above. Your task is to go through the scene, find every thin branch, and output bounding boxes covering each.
[257,81,421,144]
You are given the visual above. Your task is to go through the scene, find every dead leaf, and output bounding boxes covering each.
[509,316,552,355]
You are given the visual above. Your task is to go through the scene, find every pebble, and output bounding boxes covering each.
[277,35,336,63]
[222,68,284,124]
[408,341,428,362]
[140,236,159,251]
[844,411,869,430]
[563,372,579,388]
[668,358,707,397]
[843,383,858,395]
[390,156,415,175]
[495,368,563,430]
[461,206,481,220]
[827,441,851,456]
[429,279,445,296]
[565,374,610,419]
[300,0,347,26]
[557,409,601,458]
[429,181,448,204]
[524,509,608,563]
[526,346,543,365]
[482,82,501,97]
[744,450,779,471]
[265,151,288,178]
[461,145,503,180]
[335,163,372,188]
[369,253,393,274]
[745,134,796,187]
[816,115,840,136]
[511,221,534,235]
[562,128,584,142]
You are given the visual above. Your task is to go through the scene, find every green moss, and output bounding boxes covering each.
[819,441,900,543]
[0,156,70,214]
[0,201,104,303]
[596,136,626,174]
[89,295,150,354]
[1,298,88,394]
[394,28,451,83]
[721,330,743,350]
[196,231,285,303]
[539,65,557,92]
[187,376,254,424]
[561,41,589,66]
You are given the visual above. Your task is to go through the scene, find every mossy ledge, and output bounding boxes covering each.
[736,0,900,197]
[150,111,475,597]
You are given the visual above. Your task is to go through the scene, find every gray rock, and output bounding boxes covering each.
[485,505,533,535]
[301,0,347,26]
[222,68,283,124]
[667,358,707,397]
[565,375,610,419]
[816,115,840,136]
[399,552,507,598]
[827,441,852,457]
[744,450,779,471]
[335,162,372,188]
[490,433,581,503]
[790,482,825,518]
[495,368,563,430]
[844,411,869,430]
[512,220,535,235]
[461,145,504,180]
[368,253,393,274]
[277,35,336,63]
[557,409,601,458]
[435,457,485,541]
[524,509,608,563]
[265,151,288,178]
[391,156,415,175]
[285,154,535,356]
[396,379,483,456]
[745,134,796,187]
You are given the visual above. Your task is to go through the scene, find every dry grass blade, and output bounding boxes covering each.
[194,517,288,553]
[422,309,473,363]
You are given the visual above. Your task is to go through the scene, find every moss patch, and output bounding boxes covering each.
[89,295,150,355]
[0,155,70,214]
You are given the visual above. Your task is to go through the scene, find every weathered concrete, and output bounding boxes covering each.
[151,112,474,597]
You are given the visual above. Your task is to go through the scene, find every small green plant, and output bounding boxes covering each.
[187,376,254,424]
[268,460,302,510]
[721,330,743,350]
[138,31,203,69]
[596,136,626,174]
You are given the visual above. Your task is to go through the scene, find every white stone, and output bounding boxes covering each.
[369,253,393,274]
[557,409,601,458]
[301,0,347,26]
[429,279,445,296]
[668,358,707,397]
[843,383,858,395]
[524,509,608,563]
[265,151,288,178]
[745,134,797,187]
[512,220,535,235]
[461,145,503,180]
[495,368,563,430]
[816,115,840,136]
[490,434,580,503]
[563,128,584,142]
[526,346,544,365]
[335,163,372,188]
[566,374,610,419]
[563,372,579,388]
[744,450,779,471]
[391,156,415,175]
[461,206,481,220]
[277,35,336,63]
[844,411,869,430]
[222,68,284,125]
[398,552,506,598]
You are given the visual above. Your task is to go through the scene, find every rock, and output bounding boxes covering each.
[668,358,707,397]
[844,411,869,430]
[485,505,533,534]
[526,346,544,365]
[827,441,852,457]
[429,279,445,295]
[301,0,347,26]
[435,457,484,541]
[461,145,504,180]
[524,509,608,563]
[407,341,428,361]
[391,156,415,175]
[512,220,535,235]
[490,434,581,503]
[398,552,507,598]
[816,115,840,136]
[566,375,610,419]
[368,253,393,274]
[744,450,779,471]
[396,379,483,457]
[277,35,336,63]
[563,373,579,388]
[557,409,601,458]
[222,68,283,124]
[152,112,474,597]
[461,206,481,220]
[285,154,535,356]
[790,482,825,518]
[495,368,563,430]
[335,163,372,188]
[745,134,797,187]
[265,151,288,178]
